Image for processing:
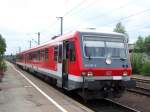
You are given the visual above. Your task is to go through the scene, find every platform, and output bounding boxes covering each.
[0,62,93,112]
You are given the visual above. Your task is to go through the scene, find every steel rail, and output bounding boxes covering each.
[105,98,141,112]
[131,77,150,84]
[127,86,150,97]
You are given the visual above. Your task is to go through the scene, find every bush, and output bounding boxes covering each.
[0,60,7,72]
[141,63,150,76]
[130,53,142,74]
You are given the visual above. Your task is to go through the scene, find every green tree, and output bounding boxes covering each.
[0,34,6,58]
[131,53,142,74]
[132,35,150,76]
[134,36,144,53]
[134,35,150,54]
[113,22,127,34]
[144,35,150,55]
[0,34,7,73]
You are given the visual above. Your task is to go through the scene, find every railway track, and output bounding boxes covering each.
[128,77,150,96]
[71,98,141,112]
[64,89,141,112]
[127,86,150,96]
[131,77,150,84]
[105,98,140,112]
[16,66,141,112]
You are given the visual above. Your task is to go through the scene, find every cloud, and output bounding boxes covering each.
[0,0,150,54]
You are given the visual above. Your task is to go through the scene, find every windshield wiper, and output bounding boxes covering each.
[88,55,91,60]
[120,57,126,61]
[85,44,91,60]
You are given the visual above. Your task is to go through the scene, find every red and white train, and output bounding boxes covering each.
[16,30,135,99]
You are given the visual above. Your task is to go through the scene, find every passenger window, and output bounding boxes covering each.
[69,41,76,62]
[41,50,45,61]
[30,53,33,60]
[54,46,58,61]
[32,51,37,61]
[45,48,49,61]
[35,51,38,61]
[38,50,40,61]
[28,53,30,60]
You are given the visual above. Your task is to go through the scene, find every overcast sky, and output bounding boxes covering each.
[0,0,150,55]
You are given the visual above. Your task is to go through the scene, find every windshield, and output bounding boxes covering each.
[84,41,105,57]
[106,42,126,58]
[83,36,127,58]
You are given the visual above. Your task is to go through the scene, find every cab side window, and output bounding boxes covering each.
[45,48,49,61]
[69,41,76,62]
[54,46,58,61]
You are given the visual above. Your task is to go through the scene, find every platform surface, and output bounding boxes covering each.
[0,62,93,112]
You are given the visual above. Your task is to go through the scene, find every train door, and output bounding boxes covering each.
[62,41,69,88]
[57,44,63,78]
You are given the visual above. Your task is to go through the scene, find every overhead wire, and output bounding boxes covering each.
[127,25,150,32]
[43,0,150,39]
[38,0,85,37]
[50,0,137,34]
[102,8,150,27]
[41,0,87,37]
[86,0,138,21]
[64,0,99,17]
[64,0,138,33]
[63,0,87,17]
[69,8,150,33]
[63,0,100,33]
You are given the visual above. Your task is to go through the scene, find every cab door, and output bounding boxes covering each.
[62,41,69,88]
[62,40,76,89]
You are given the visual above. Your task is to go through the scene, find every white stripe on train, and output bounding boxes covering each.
[16,62,130,82]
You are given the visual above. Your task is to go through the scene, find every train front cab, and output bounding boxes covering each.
[55,31,135,99]
[76,31,136,99]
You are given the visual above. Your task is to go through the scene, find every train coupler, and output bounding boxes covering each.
[123,79,136,89]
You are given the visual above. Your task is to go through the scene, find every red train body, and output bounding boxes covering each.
[16,31,135,99]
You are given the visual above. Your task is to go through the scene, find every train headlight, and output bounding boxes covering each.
[81,72,86,76]
[123,71,128,76]
[106,58,112,65]
[87,72,93,77]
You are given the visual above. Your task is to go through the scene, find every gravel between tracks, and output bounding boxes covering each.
[111,91,150,112]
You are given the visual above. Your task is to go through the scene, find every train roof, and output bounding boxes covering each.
[77,29,125,36]
[18,30,126,54]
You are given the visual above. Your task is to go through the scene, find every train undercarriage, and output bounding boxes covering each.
[77,78,136,100]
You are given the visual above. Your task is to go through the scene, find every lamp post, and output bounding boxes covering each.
[18,47,21,53]
[34,32,40,45]
[56,17,63,35]
[28,40,31,48]
[38,32,40,45]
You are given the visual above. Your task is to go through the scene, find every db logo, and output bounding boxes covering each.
[106,71,112,76]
